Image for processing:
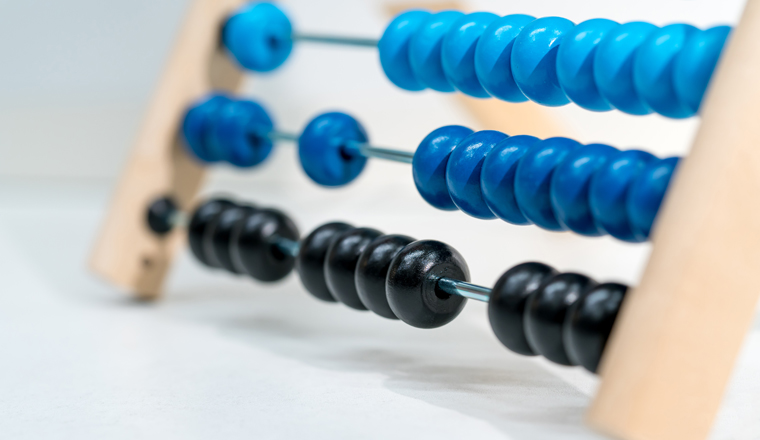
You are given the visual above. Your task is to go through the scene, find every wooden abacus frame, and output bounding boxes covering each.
[90,1,760,439]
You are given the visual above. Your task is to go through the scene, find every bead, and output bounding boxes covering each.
[188,199,236,268]
[296,223,354,302]
[232,208,300,282]
[413,125,474,211]
[386,240,470,329]
[209,99,274,168]
[674,26,731,114]
[474,14,534,102]
[409,11,463,92]
[626,157,679,241]
[146,196,178,236]
[479,135,539,225]
[556,19,618,111]
[298,112,369,187]
[355,235,415,320]
[445,130,507,219]
[223,2,293,72]
[524,273,597,366]
[210,204,257,274]
[182,94,232,163]
[379,10,431,91]
[511,17,575,106]
[441,12,498,98]
[564,283,627,373]
[325,228,384,311]
[488,262,558,356]
[514,137,582,231]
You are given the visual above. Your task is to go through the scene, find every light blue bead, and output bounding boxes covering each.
[589,150,656,242]
[514,137,582,230]
[181,94,232,163]
[474,14,534,102]
[627,157,679,241]
[210,99,274,168]
[379,10,432,91]
[441,12,499,98]
[298,112,368,187]
[634,24,699,119]
[409,11,463,92]
[550,143,619,236]
[511,17,575,106]
[480,135,540,224]
[445,130,507,219]
[674,26,730,115]
[594,22,658,115]
[556,19,618,111]
[413,125,474,211]
[223,2,293,73]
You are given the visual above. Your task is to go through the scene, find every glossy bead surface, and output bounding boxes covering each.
[182,94,231,163]
[564,283,627,373]
[524,273,597,366]
[355,235,415,320]
[223,2,293,72]
[210,205,257,274]
[379,10,431,91]
[409,11,463,92]
[296,223,354,302]
[298,112,368,187]
[488,262,558,356]
[441,12,498,98]
[324,228,384,311]
[413,125,474,211]
[674,26,731,114]
[188,199,236,268]
[474,14,534,102]
[386,240,470,329]
[209,99,274,168]
[232,208,300,282]
[626,157,679,240]
[146,196,178,236]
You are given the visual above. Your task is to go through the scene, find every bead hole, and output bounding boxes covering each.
[434,282,451,301]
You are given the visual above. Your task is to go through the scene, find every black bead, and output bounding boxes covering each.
[524,273,597,366]
[296,222,354,303]
[209,205,257,274]
[355,235,415,320]
[564,283,627,374]
[386,240,470,329]
[188,199,236,267]
[488,262,558,356]
[231,208,300,282]
[146,196,178,236]
[324,228,384,311]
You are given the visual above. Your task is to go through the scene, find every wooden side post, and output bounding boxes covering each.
[588,1,760,439]
[90,0,246,300]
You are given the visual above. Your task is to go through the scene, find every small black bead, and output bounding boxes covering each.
[524,273,597,366]
[488,262,558,356]
[296,222,354,303]
[324,228,384,311]
[386,240,470,329]
[209,205,257,274]
[564,283,628,374]
[355,235,415,320]
[188,199,236,268]
[231,208,300,282]
[146,196,178,236]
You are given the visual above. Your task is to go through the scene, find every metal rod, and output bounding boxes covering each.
[343,141,415,164]
[267,130,300,143]
[170,211,189,229]
[292,33,379,48]
[436,278,492,303]
[272,236,301,259]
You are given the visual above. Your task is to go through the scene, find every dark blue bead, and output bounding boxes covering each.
[181,94,232,163]
[210,99,274,168]
[550,143,619,236]
[441,12,499,98]
[413,125,474,211]
[379,10,431,91]
[474,14,534,102]
[409,11,463,92]
[674,26,731,114]
[223,2,293,72]
[514,137,582,231]
[627,157,679,241]
[298,112,368,187]
[480,135,540,225]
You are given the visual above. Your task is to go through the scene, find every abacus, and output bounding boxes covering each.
[90,1,760,440]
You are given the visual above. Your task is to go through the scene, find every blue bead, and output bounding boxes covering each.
[674,26,730,115]
[556,19,618,111]
[589,150,657,242]
[550,143,619,236]
[441,12,499,98]
[223,2,293,73]
[298,112,368,187]
[627,157,679,240]
[210,99,274,168]
[181,94,232,163]
[409,11,463,92]
[515,137,582,231]
[594,22,658,115]
[474,14,534,102]
[511,17,575,106]
[445,130,507,219]
[379,10,432,91]
[413,125,474,211]
[480,135,540,224]
[634,24,699,119]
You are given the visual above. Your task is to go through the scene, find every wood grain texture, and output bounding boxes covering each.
[588,1,760,439]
